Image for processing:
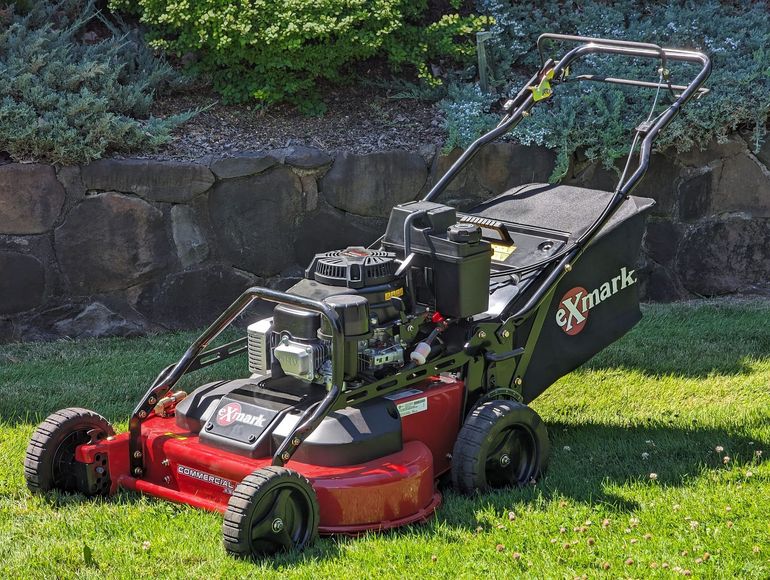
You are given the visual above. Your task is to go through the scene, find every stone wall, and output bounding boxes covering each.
[561,135,770,301]
[1,136,768,342]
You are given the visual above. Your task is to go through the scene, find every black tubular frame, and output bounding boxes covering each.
[127,36,710,476]
[127,288,344,474]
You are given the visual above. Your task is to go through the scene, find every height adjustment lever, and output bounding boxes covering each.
[529,69,555,101]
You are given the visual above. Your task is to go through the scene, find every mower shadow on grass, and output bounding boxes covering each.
[29,419,765,566]
[431,420,768,527]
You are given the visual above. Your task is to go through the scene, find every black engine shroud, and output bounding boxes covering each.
[176,377,402,467]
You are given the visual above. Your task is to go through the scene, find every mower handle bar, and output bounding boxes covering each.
[537,33,668,71]
[424,39,710,205]
[128,287,345,472]
[509,42,710,322]
[422,36,710,323]
[538,34,709,98]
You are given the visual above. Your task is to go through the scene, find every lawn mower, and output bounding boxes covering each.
[25,35,710,558]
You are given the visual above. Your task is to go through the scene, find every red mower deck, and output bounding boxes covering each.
[75,377,462,532]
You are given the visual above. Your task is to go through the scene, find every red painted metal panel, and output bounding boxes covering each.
[73,376,465,531]
[398,375,464,476]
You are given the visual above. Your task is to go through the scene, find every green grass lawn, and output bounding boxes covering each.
[1,299,769,579]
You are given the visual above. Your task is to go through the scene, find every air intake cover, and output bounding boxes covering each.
[306,247,398,289]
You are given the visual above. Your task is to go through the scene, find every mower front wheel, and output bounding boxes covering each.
[223,466,320,559]
[24,407,115,496]
[451,400,549,494]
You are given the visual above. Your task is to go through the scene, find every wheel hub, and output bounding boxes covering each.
[485,425,537,487]
[271,518,284,533]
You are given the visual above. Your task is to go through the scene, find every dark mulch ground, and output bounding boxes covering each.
[146,84,447,161]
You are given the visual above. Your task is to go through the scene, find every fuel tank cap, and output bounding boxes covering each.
[447,223,482,243]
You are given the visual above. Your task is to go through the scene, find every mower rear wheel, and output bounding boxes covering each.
[451,400,549,494]
[24,407,114,495]
[223,466,319,559]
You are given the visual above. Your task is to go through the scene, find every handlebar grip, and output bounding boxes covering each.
[537,33,667,68]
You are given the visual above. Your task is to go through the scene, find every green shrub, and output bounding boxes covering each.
[113,0,489,113]
[439,82,497,150]
[383,6,489,88]
[441,0,770,179]
[0,0,192,164]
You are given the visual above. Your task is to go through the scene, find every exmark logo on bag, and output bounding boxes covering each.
[215,401,267,428]
[555,267,637,335]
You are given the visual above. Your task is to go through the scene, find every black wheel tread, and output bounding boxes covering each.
[451,400,549,494]
[222,466,319,559]
[24,407,114,494]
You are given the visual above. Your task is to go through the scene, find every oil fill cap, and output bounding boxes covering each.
[447,223,482,244]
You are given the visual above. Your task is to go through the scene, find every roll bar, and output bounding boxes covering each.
[128,287,345,474]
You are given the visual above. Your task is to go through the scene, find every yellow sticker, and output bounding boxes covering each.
[491,243,516,262]
[163,432,188,440]
[385,287,404,300]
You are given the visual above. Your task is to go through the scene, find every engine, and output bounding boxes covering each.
[247,201,494,387]
[247,247,408,386]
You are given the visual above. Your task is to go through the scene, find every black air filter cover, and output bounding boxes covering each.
[306,247,398,289]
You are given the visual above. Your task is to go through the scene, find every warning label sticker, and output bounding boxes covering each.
[396,397,428,417]
[491,243,516,263]
[384,287,405,300]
